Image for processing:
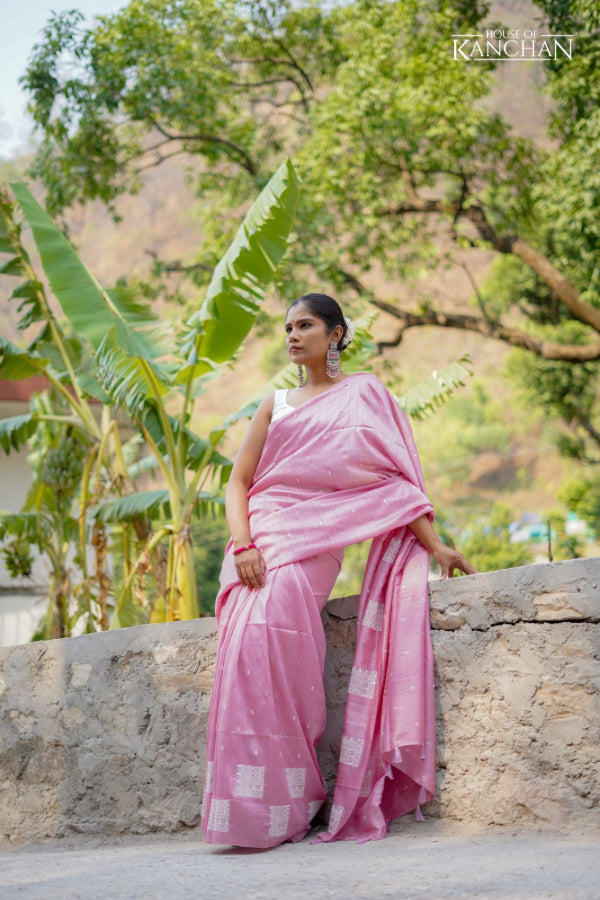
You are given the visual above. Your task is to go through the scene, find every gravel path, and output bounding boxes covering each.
[1,819,599,899]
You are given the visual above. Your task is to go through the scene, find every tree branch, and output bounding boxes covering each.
[329,262,600,361]
[369,299,600,361]
[378,192,600,334]
[135,147,188,173]
[148,121,257,176]
[460,261,496,327]
[572,410,600,448]
[145,250,213,275]
[509,237,600,332]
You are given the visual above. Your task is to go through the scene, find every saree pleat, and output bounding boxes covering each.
[202,373,436,846]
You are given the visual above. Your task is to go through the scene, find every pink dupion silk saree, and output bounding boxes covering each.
[201,373,436,847]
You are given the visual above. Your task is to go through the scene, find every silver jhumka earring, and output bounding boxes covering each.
[297,364,306,387]
[326,340,340,379]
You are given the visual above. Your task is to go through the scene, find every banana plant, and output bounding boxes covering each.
[91,158,299,624]
[1,158,300,628]
[0,186,144,636]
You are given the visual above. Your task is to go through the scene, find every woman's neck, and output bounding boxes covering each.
[302,364,343,388]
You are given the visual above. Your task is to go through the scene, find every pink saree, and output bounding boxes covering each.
[201,373,435,847]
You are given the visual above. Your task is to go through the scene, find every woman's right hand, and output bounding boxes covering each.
[432,543,477,579]
[233,547,266,590]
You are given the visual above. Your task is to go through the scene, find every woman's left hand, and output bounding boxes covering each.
[431,544,478,579]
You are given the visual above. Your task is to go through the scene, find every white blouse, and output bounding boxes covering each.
[270,389,295,424]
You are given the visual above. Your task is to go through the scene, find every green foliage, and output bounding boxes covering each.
[546,508,583,561]
[333,540,372,599]
[505,323,600,463]
[40,430,87,515]
[296,2,519,275]
[2,537,34,579]
[0,420,86,639]
[190,518,231,615]
[537,0,600,140]
[0,411,39,453]
[20,1,310,217]
[558,476,600,539]
[414,378,513,494]
[460,503,533,573]
[10,183,165,358]
[398,359,473,421]
[12,0,600,604]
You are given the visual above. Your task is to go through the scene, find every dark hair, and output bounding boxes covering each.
[287,293,348,352]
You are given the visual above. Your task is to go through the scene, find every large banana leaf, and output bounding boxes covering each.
[10,183,164,359]
[95,328,171,412]
[91,490,171,523]
[92,489,224,523]
[183,158,300,364]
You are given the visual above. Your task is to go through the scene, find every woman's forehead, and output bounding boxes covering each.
[286,303,317,324]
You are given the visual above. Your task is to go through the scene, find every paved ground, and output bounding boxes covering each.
[1,819,599,899]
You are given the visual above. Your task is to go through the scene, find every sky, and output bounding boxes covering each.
[0,0,126,159]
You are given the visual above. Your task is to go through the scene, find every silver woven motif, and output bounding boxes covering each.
[286,767,307,799]
[234,764,265,798]
[328,804,344,833]
[207,798,230,832]
[348,666,377,700]
[383,536,402,564]
[361,599,384,631]
[339,735,364,767]
[268,804,291,838]
[204,760,214,794]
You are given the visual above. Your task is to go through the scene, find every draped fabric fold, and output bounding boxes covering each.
[202,373,436,847]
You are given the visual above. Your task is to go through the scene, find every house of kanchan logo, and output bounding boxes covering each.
[453,29,574,61]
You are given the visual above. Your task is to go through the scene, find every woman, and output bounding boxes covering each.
[201,293,475,848]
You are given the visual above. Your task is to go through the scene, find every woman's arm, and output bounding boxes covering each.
[408,514,477,579]
[225,395,274,589]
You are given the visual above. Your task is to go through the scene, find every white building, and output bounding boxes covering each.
[0,377,49,646]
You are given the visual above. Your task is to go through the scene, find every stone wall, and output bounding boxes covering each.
[0,558,598,845]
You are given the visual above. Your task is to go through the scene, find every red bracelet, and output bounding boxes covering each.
[232,542,257,556]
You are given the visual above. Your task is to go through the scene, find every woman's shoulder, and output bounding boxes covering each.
[347,371,393,399]
[254,393,275,421]
[348,371,384,386]
[346,372,410,423]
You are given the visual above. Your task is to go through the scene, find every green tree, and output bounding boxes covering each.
[546,508,583,561]
[460,503,532,573]
[558,476,600,539]
[20,0,600,462]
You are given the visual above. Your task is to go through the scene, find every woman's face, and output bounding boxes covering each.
[285,303,340,368]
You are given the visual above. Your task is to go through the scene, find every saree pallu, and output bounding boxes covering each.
[202,373,436,847]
